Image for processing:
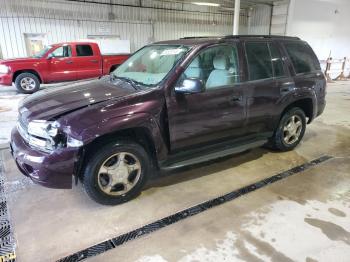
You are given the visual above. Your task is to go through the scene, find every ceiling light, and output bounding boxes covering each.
[192,2,220,7]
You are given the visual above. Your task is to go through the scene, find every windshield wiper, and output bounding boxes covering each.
[110,75,139,90]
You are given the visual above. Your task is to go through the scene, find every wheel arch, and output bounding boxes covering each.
[78,126,160,182]
[109,64,119,73]
[280,98,314,124]
[13,69,43,83]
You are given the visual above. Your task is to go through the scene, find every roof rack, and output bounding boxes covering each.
[180,36,219,39]
[180,35,300,40]
[223,35,300,40]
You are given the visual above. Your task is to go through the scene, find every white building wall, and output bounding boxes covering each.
[0,0,272,59]
[271,0,289,35]
[286,0,350,60]
[248,4,272,35]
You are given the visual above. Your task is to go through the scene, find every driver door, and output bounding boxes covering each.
[47,45,77,82]
[166,44,246,151]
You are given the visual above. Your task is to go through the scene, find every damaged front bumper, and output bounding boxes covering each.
[10,127,79,189]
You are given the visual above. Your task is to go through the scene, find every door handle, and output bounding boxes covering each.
[280,86,295,93]
[280,87,291,93]
[90,59,98,63]
[231,95,243,102]
[65,60,73,64]
[280,82,296,93]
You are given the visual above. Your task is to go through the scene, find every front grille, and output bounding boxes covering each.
[17,122,29,143]
[18,115,27,133]
[17,115,30,143]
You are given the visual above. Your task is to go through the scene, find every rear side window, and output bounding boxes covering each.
[245,42,272,81]
[284,42,320,74]
[76,45,93,56]
[269,43,285,77]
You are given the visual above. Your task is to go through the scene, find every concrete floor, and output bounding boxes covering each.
[0,82,349,262]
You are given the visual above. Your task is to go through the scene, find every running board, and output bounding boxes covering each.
[160,139,267,171]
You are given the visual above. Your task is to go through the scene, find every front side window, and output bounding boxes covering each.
[245,42,273,81]
[51,45,72,58]
[180,45,240,90]
[76,45,93,56]
[284,41,321,74]
[113,45,190,86]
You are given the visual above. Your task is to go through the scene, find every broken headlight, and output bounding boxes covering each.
[26,120,82,152]
[28,120,58,139]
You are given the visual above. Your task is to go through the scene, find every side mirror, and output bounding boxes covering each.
[175,78,204,94]
[46,53,53,60]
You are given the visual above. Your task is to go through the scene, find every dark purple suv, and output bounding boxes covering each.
[10,35,326,205]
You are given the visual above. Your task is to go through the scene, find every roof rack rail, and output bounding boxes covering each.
[180,36,219,39]
[223,35,300,40]
[179,35,300,40]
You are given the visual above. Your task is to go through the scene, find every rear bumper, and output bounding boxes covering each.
[10,127,79,189]
[0,73,12,85]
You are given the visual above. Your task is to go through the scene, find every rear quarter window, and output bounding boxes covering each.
[283,41,320,74]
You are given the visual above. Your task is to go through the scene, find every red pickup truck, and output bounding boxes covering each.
[0,42,129,93]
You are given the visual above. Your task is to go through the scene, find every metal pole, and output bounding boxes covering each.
[233,0,240,35]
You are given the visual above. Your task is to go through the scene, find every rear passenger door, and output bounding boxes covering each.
[243,41,293,136]
[74,44,102,80]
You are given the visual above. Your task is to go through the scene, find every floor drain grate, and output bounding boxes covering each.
[0,157,16,262]
[58,155,333,262]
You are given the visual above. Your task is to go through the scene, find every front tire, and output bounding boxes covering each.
[82,140,151,205]
[14,72,40,94]
[270,107,306,151]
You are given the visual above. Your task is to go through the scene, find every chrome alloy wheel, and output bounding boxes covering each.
[20,77,36,91]
[97,152,141,196]
[283,115,303,145]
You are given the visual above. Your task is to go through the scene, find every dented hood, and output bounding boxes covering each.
[19,78,138,122]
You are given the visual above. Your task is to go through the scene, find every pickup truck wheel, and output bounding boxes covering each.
[15,73,40,94]
[270,107,306,151]
[82,140,150,205]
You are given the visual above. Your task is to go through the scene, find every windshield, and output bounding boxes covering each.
[113,45,190,87]
[32,46,52,58]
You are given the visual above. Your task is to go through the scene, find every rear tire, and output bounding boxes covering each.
[82,140,151,205]
[270,107,306,151]
[14,73,40,94]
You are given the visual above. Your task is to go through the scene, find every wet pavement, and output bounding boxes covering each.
[0,82,349,262]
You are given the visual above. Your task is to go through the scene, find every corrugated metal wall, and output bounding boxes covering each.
[0,0,272,59]
[248,4,272,35]
[271,0,289,35]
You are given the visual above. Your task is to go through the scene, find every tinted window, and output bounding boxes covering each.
[284,42,321,74]
[269,43,285,77]
[51,45,71,57]
[181,45,239,90]
[76,45,93,56]
[246,42,272,81]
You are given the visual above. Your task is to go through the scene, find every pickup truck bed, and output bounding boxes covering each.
[0,41,130,93]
